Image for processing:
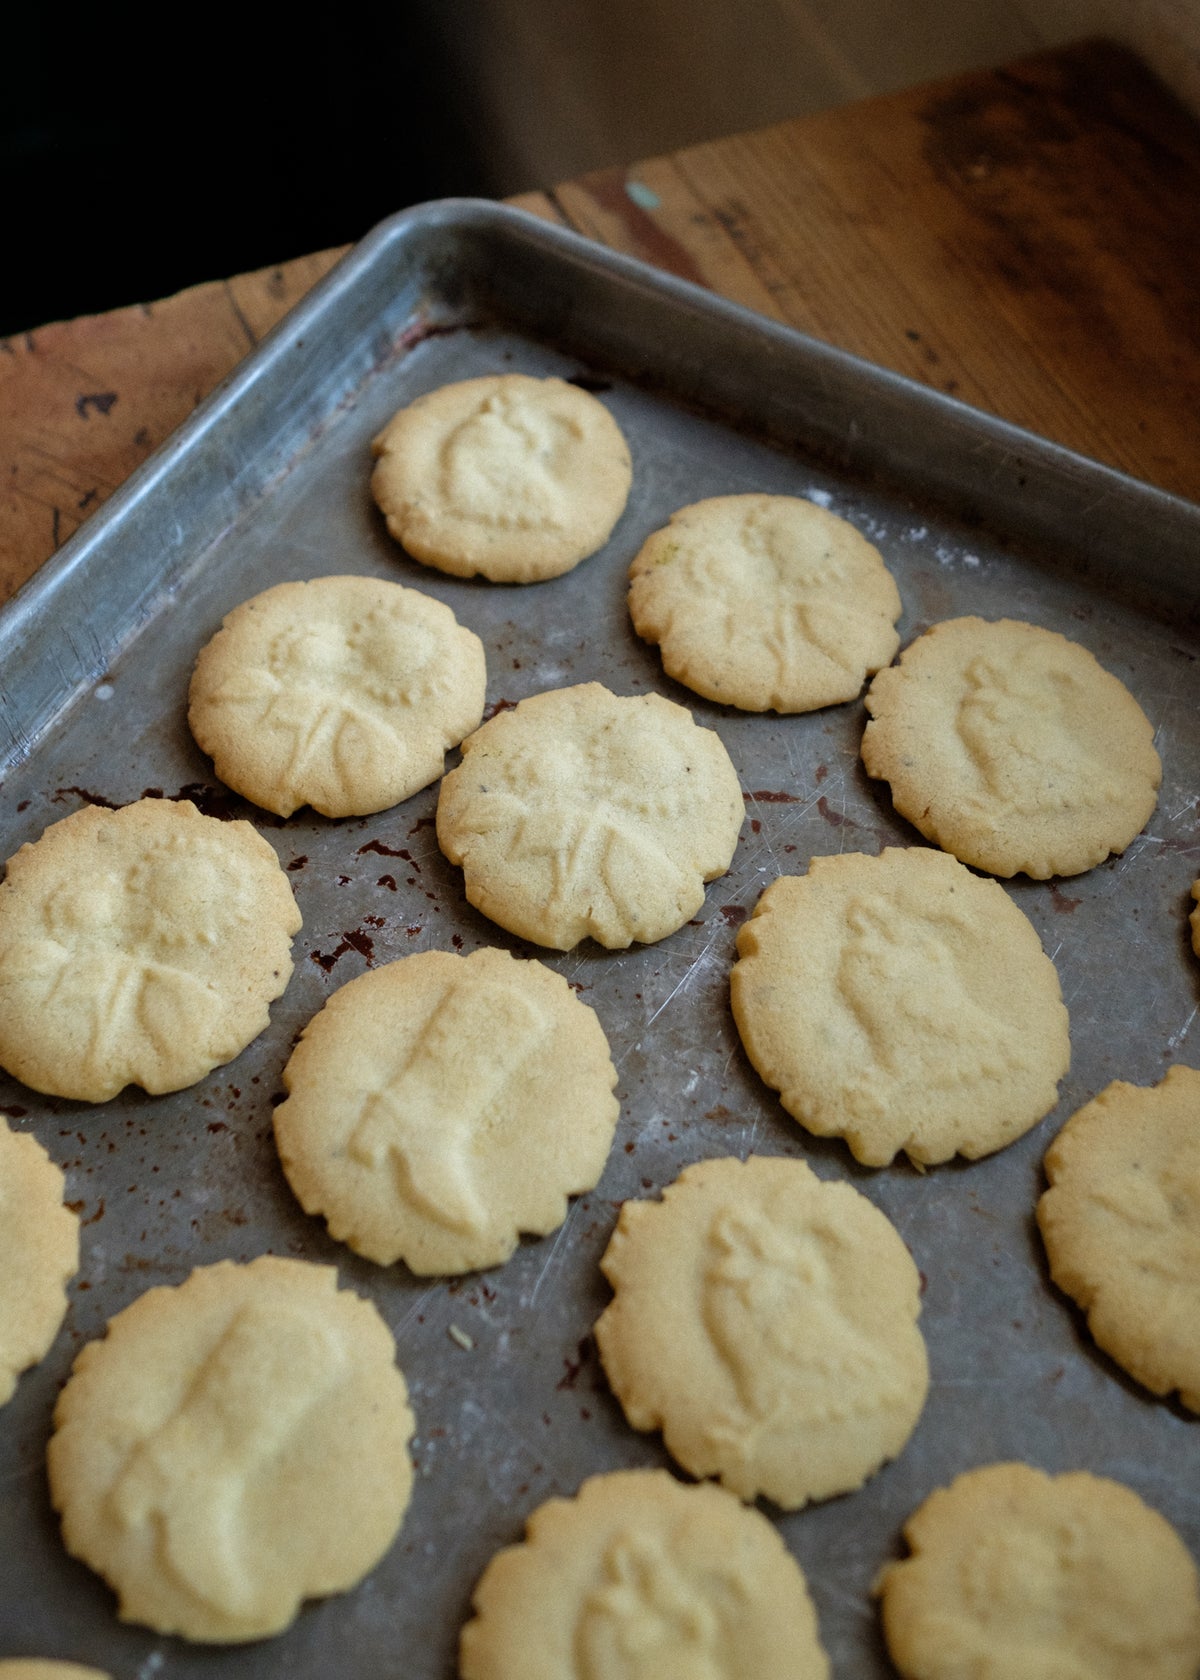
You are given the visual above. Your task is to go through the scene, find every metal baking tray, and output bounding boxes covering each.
[2,199,1198,1678]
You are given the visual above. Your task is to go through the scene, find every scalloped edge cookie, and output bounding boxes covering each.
[628,493,901,711]
[47,1256,414,1643]
[861,617,1161,878]
[371,374,632,583]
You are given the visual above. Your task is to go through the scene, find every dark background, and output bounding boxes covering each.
[2,10,494,338]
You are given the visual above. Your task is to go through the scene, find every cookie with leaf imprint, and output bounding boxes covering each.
[0,798,300,1102]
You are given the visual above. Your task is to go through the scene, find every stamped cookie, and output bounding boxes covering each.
[370,374,633,583]
[47,1256,415,1643]
[0,799,301,1102]
[594,1156,929,1509]
[0,1118,78,1405]
[460,1468,830,1680]
[628,493,901,711]
[436,683,743,950]
[730,847,1069,1166]
[273,947,620,1274]
[1037,1065,1200,1411]
[877,1462,1200,1680]
[188,575,487,818]
[0,1666,111,1679]
[861,617,1161,878]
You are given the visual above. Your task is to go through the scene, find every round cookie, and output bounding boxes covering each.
[436,682,744,950]
[1037,1064,1200,1411]
[188,574,487,818]
[460,1468,830,1680]
[370,374,633,583]
[273,947,620,1274]
[0,799,301,1102]
[861,616,1161,878]
[877,1462,1200,1680]
[47,1255,415,1643]
[628,493,902,712]
[0,1117,79,1405]
[731,847,1069,1167]
[593,1155,929,1509]
[0,1666,111,1679]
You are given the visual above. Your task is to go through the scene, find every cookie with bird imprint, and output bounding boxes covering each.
[861,617,1161,878]
[730,847,1069,1166]
[1037,1064,1200,1411]
[460,1468,830,1680]
[371,374,632,583]
[594,1155,929,1510]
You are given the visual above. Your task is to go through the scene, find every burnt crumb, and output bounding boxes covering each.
[1049,883,1083,913]
[287,855,308,872]
[16,800,29,812]
[408,815,436,836]
[557,1334,599,1391]
[815,763,829,784]
[817,796,848,827]
[309,928,376,972]
[483,697,518,721]
[451,933,464,949]
[719,904,747,926]
[207,1121,229,1134]
[750,818,762,833]
[1,1104,27,1119]
[377,875,398,891]
[358,839,405,859]
[745,789,798,804]
[54,785,120,809]
[141,787,163,800]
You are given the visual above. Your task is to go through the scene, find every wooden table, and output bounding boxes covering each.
[3,37,1198,610]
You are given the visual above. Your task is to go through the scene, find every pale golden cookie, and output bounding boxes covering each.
[0,1117,79,1405]
[188,575,487,818]
[460,1468,830,1680]
[371,374,633,583]
[877,1462,1200,1680]
[274,947,620,1274]
[436,683,743,950]
[861,617,1161,878]
[47,1256,415,1643]
[1037,1065,1200,1410]
[628,493,901,712]
[594,1156,929,1510]
[0,1665,111,1679]
[730,847,1069,1167]
[0,799,301,1102]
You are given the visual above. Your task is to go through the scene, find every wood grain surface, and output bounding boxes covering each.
[2,39,1197,609]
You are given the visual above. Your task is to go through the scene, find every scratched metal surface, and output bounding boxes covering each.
[1,203,1199,1680]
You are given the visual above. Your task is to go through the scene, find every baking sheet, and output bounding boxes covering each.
[1,199,1198,1678]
